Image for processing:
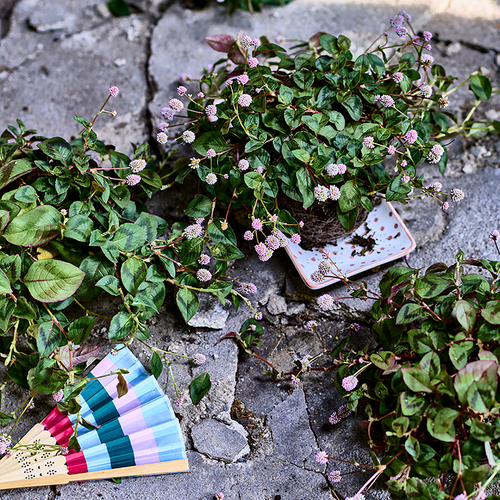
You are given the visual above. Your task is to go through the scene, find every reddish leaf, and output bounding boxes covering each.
[59,345,101,370]
[217,331,237,345]
[204,34,235,53]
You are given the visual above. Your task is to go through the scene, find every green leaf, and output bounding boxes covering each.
[36,321,62,357]
[38,137,73,165]
[185,196,213,218]
[108,312,135,340]
[296,166,315,209]
[414,276,450,299]
[244,172,263,189]
[12,296,36,320]
[339,179,361,212]
[454,360,498,405]
[67,316,98,344]
[107,0,130,16]
[402,367,434,393]
[27,358,68,394]
[449,344,468,370]
[176,288,199,323]
[112,223,144,252]
[24,259,85,303]
[77,255,115,302]
[482,304,500,325]
[291,149,311,162]
[467,380,495,413]
[341,95,362,121]
[181,238,204,265]
[434,408,459,434]
[96,275,121,296]
[64,215,94,242]
[14,185,37,204]
[4,205,63,247]
[150,351,163,379]
[278,85,294,105]
[404,477,430,500]
[469,74,492,101]
[0,159,34,190]
[192,131,228,156]
[453,300,476,332]
[353,54,370,73]
[210,242,245,261]
[396,303,425,324]
[189,372,211,405]
[207,220,237,246]
[367,53,385,76]
[405,435,420,459]
[0,269,12,295]
[400,392,426,416]
[121,257,147,295]
[318,34,338,55]
[293,69,314,89]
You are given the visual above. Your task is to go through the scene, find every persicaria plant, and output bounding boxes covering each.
[157,11,493,258]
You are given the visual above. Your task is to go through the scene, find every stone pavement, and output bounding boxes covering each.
[1,0,500,498]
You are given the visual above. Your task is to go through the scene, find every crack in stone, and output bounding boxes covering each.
[47,484,58,500]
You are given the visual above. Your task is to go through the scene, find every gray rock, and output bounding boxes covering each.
[286,301,306,316]
[266,294,287,315]
[191,418,249,463]
[268,387,321,470]
[187,294,230,329]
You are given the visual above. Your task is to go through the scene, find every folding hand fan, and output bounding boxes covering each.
[0,347,189,490]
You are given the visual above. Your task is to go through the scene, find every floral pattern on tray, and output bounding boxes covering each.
[285,200,416,290]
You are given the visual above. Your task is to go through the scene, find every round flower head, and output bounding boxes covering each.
[158,121,168,132]
[337,163,347,174]
[205,104,217,117]
[238,159,250,171]
[398,10,411,22]
[314,185,329,202]
[206,149,216,159]
[363,136,375,148]
[52,389,64,402]
[257,245,273,262]
[265,235,280,250]
[173,394,184,407]
[423,30,433,41]
[426,181,443,192]
[205,173,217,185]
[177,85,187,96]
[234,282,258,295]
[420,85,432,98]
[238,94,252,107]
[390,14,405,27]
[387,145,397,155]
[315,451,329,464]
[421,54,434,66]
[189,158,201,169]
[329,185,341,201]
[179,73,192,83]
[291,374,300,385]
[183,223,203,240]
[197,269,212,282]
[161,107,175,120]
[318,261,331,275]
[255,312,263,320]
[109,86,119,97]
[252,218,263,231]
[379,95,395,107]
[157,132,168,145]
[403,129,418,145]
[305,320,317,331]
[328,471,342,483]
[215,493,225,500]
[198,254,210,265]
[342,375,358,391]
[290,233,301,244]
[401,175,410,183]
[130,159,146,173]
[256,166,263,174]
[311,270,326,283]
[0,435,12,455]
[490,229,500,241]
[126,174,141,186]
[237,73,249,85]
[248,57,259,68]
[317,294,334,310]
[275,35,286,44]
[425,44,432,51]
[240,35,252,50]
[243,230,253,241]
[326,163,339,176]
[441,201,449,211]
[392,72,403,83]
[182,130,195,144]
[454,495,467,500]
[450,188,465,202]
[395,26,408,37]
[169,98,184,112]
[251,38,261,47]
[193,353,206,365]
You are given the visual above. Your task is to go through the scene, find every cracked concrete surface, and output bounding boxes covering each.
[1,0,500,498]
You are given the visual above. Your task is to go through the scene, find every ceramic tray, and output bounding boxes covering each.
[285,200,416,289]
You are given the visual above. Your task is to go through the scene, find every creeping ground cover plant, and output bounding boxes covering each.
[156,10,495,258]
[0,88,256,456]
